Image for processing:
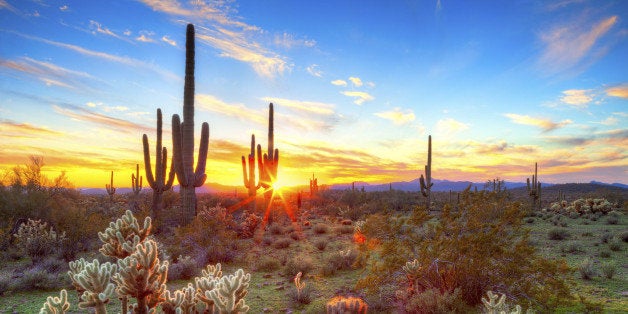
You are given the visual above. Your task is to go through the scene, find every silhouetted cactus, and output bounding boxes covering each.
[105,171,116,202]
[310,173,318,196]
[526,162,541,211]
[419,135,433,210]
[172,24,210,226]
[241,134,262,210]
[143,108,175,225]
[131,164,142,196]
[259,103,279,221]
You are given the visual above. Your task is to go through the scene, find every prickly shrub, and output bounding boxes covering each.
[600,261,616,279]
[579,258,596,280]
[337,225,355,235]
[398,287,469,313]
[284,254,314,278]
[273,237,292,249]
[548,228,569,240]
[14,218,66,264]
[313,238,328,251]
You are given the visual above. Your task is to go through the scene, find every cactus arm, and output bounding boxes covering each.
[171,114,187,187]
[241,155,250,188]
[193,122,209,187]
[257,144,264,188]
[143,134,158,190]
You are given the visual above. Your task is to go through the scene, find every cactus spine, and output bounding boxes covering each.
[241,134,262,210]
[131,164,142,196]
[526,162,542,211]
[105,171,116,202]
[419,135,433,210]
[172,24,210,226]
[143,108,175,225]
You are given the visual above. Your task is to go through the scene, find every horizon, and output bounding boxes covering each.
[1,1,627,188]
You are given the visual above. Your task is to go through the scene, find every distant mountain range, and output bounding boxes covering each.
[78,179,627,195]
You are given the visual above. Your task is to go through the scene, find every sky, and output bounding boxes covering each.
[0,0,626,189]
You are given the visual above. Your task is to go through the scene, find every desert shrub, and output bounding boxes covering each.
[0,272,12,295]
[619,230,628,243]
[273,237,292,249]
[289,231,301,241]
[600,261,616,279]
[396,288,470,313]
[525,217,535,224]
[320,261,337,277]
[356,190,571,310]
[313,223,329,234]
[606,215,619,225]
[13,267,59,291]
[561,242,583,254]
[13,218,66,264]
[255,255,281,272]
[313,238,328,251]
[601,232,613,243]
[608,239,621,251]
[581,232,593,237]
[599,250,611,258]
[289,273,312,305]
[579,258,596,280]
[39,256,68,274]
[238,212,262,238]
[548,228,570,240]
[326,249,357,271]
[337,225,355,235]
[284,254,314,278]
[569,212,580,219]
[559,221,568,227]
[167,255,198,281]
[268,223,284,235]
[262,236,274,246]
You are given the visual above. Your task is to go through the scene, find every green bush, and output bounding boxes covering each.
[13,267,59,291]
[600,261,616,279]
[289,284,313,305]
[548,228,570,240]
[579,258,596,280]
[255,255,281,272]
[326,249,357,271]
[606,216,619,225]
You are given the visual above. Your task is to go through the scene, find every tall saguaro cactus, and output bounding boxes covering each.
[143,108,175,225]
[106,171,116,202]
[259,103,279,221]
[241,134,262,210]
[131,164,142,196]
[526,162,542,211]
[172,24,210,226]
[310,173,318,197]
[419,135,433,210]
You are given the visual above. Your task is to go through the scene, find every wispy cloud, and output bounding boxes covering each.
[59,5,69,11]
[89,20,124,40]
[560,89,593,108]
[265,97,335,116]
[273,32,316,48]
[0,120,64,138]
[341,91,374,105]
[349,76,363,87]
[161,35,177,46]
[374,107,415,125]
[436,118,470,135]
[538,15,617,74]
[606,84,628,98]
[196,94,265,124]
[136,30,156,43]
[331,79,347,86]
[10,31,178,80]
[306,64,322,77]
[0,0,18,14]
[0,57,94,90]
[505,113,572,132]
[53,104,148,133]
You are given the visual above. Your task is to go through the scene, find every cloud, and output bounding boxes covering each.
[273,32,316,48]
[59,5,69,11]
[306,64,322,77]
[348,76,363,87]
[538,15,617,74]
[560,89,593,108]
[11,31,178,80]
[161,35,177,46]
[606,84,628,98]
[340,91,374,105]
[89,20,124,40]
[374,107,415,125]
[331,79,347,86]
[196,94,265,125]
[0,120,64,138]
[436,118,470,135]
[505,113,572,132]
[0,0,18,13]
[136,31,156,43]
[0,57,94,90]
[53,104,148,133]
[264,97,335,116]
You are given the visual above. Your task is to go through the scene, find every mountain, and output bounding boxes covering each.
[329,178,529,192]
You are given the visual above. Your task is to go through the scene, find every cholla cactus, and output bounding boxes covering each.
[294,272,306,300]
[14,218,66,264]
[68,259,117,314]
[162,283,196,314]
[482,291,534,314]
[206,269,251,313]
[114,239,168,313]
[326,296,368,314]
[98,210,151,258]
[39,289,70,314]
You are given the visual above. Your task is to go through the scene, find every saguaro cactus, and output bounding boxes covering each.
[419,135,433,210]
[105,171,116,202]
[259,103,279,218]
[526,162,542,211]
[172,24,210,226]
[131,164,142,196]
[310,173,318,196]
[241,134,262,210]
[143,108,175,225]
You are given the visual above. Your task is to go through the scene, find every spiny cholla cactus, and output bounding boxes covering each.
[207,269,251,313]
[39,289,70,314]
[68,259,117,314]
[482,291,535,314]
[14,218,66,264]
[162,283,196,314]
[98,210,151,258]
[294,272,306,300]
[114,239,168,313]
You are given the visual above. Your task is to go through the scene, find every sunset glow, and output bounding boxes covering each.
[0,1,626,188]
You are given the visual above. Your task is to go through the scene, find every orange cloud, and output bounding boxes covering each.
[560,89,593,108]
[374,108,415,125]
[53,104,150,133]
[504,113,572,132]
[340,91,374,105]
[0,57,94,90]
[606,84,628,98]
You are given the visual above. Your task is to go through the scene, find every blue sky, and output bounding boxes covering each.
[0,0,626,188]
